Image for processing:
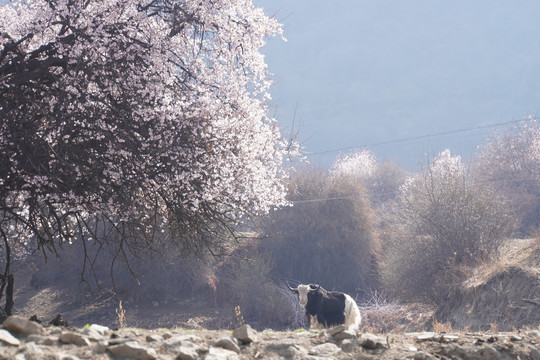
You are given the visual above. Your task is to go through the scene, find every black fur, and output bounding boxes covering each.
[304,284,346,328]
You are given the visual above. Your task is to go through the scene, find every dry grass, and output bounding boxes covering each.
[116,300,127,328]
[464,237,540,288]
[358,291,434,333]
[432,319,453,333]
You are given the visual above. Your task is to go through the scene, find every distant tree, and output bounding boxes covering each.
[331,150,406,205]
[0,0,295,317]
[473,118,540,234]
[259,166,380,295]
[331,150,376,179]
[380,150,516,303]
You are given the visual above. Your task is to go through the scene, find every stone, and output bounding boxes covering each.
[333,330,357,341]
[163,334,203,348]
[530,330,540,338]
[56,353,81,360]
[266,342,307,358]
[441,334,459,342]
[42,337,58,346]
[176,344,199,360]
[281,345,306,359]
[82,324,110,340]
[26,334,48,343]
[213,336,241,353]
[416,332,437,341]
[146,334,161,342]
[163,338,207,359]
[340,338,356,352]
[360,333,386,349]
[18,342,47,358]
[107,341,157,360]
[93,339,109,354]
[531,348,540,360]
[510,334,522,341]
[3,316,44,335]
[232,324,258,344]
[162,335,202,351]
[326,325,347,337]
[205,347,239,360]
[0,328,20,346]
[475,346,502,360]
[308,342,341,357]
[59,332,92,346]
[266,342,298,350]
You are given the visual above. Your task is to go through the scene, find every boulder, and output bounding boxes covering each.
[205,347,239,360]
[82,324,110,340]
[107,340,157,360]
[333,330,357,341]
[360,333,386,349]
[59,332,92,346]
[3,316,44,335]
[309,342,341,357]
[213,336,241,353]
[232,324,258,344]
[340,338,356,353]
[176,344,199,360]
[0,328,20,346]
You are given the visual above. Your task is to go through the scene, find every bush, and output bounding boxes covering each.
[331,150,406,206]
[216,249,294,329]
[258,165,380,296]
[473,118,540,235]
[380,150,516,303]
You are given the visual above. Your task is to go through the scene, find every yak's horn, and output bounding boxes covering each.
[286,282,298,292]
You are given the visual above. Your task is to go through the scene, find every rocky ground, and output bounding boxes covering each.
[1,315,540,360]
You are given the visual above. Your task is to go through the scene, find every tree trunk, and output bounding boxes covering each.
[4,274,14,316]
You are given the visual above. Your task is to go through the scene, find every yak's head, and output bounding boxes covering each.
[288,283,320,307]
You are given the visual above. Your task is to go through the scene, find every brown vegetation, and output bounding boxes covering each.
[258,167,380,296]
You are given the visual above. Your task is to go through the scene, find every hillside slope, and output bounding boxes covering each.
[434,239,540,331]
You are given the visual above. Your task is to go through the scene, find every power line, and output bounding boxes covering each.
[291,175,540,204]
[308,117,533,156]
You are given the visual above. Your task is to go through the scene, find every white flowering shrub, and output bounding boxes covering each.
[381,150,515,303]
[331,150,376,179]
[331,150,405,205]
[0,0,296,314]
[473,118,540,234]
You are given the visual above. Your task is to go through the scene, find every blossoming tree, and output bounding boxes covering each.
[0,0,295,316]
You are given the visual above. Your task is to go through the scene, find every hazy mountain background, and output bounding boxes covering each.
[255,0,540,169]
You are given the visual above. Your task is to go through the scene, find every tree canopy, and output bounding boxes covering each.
[0,0,295,313]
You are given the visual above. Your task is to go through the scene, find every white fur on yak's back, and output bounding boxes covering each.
[343,294,361,330]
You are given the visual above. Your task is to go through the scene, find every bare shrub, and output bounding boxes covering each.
[216,252,293,329]
[276,285,308,330]
[358,290,433,333]
[380,150,516,304]
[259,165,380,295]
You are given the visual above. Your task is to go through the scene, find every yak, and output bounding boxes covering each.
[288,283,361,330]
